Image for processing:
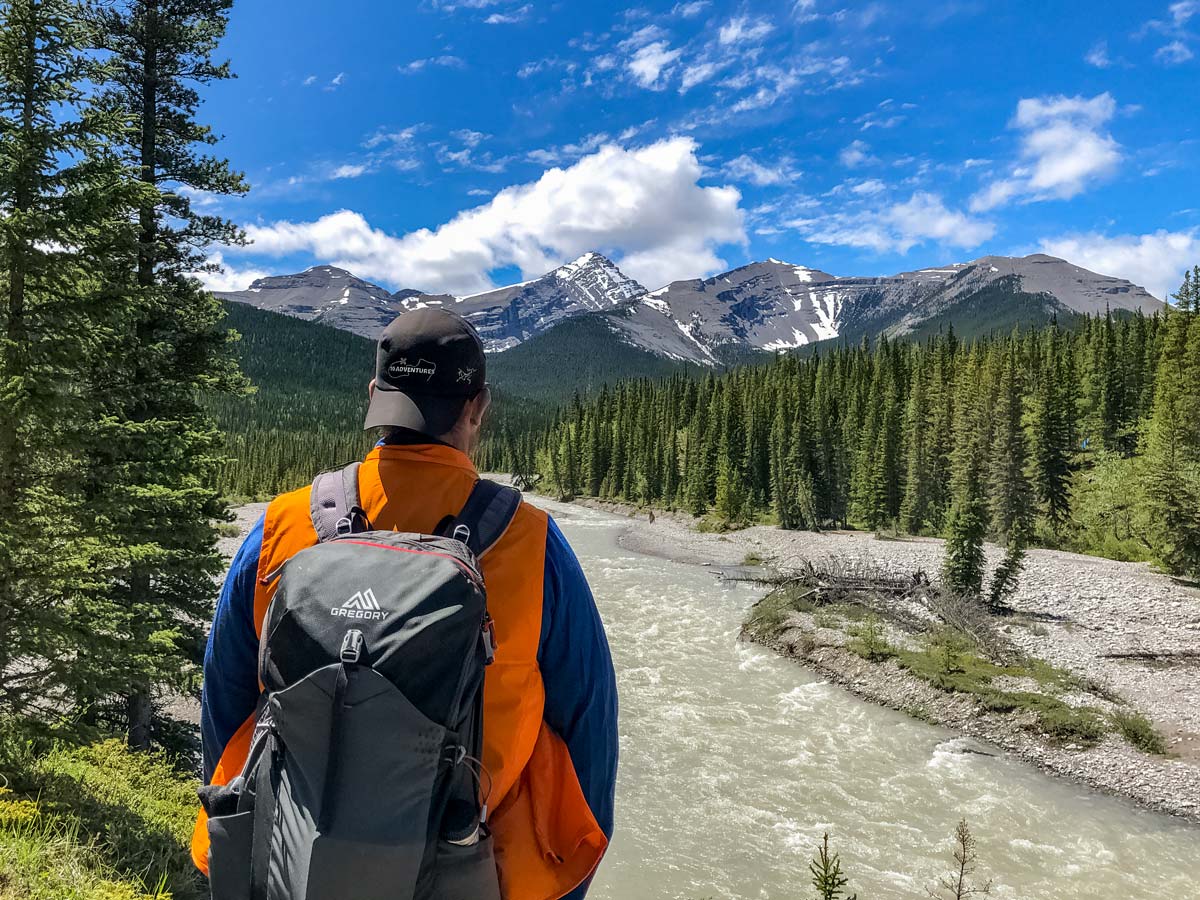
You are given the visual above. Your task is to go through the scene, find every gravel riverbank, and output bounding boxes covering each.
[571,497,1200,825]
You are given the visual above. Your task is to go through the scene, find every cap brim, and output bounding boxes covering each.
[364,387,462,435]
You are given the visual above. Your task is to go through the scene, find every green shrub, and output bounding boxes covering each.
[745,584,818,635]
[847,615,895,662]
[1112,709,1169,755]
[1032,703,1106,747]
[0,738,202,900]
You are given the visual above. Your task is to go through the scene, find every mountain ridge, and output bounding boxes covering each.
[215,251,1165,364]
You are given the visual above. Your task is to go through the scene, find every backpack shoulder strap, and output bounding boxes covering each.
[309,462,371,542]
[445,479,522,558]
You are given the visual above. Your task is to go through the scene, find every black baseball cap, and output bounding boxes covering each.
[364,307,487,435]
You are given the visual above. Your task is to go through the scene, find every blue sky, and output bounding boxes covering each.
[198,0,1200,300]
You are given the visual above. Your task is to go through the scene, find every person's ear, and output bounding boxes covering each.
[470,387,491,427]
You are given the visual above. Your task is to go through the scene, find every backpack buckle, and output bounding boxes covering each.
[452,523,471,545]
[340,629,365,664]
[481,615,497,665]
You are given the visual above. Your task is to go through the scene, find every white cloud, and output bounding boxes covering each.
[791,192,994,254]
[195,253,271,293]
[330,163,369,179]
[401,56,466,73]
[792,0,819,22]
[1039,229,1199,301]
[839,139,875,168]
[325,72,346,91]
[849,178,885,195]
[234,138,745,295]
[627,41,682,88]
[723,154,799,186]
[1085,41,1112,68]
[1139,2,1198,64]
[485,4,530,24]
[673,0,709,16]
[302,74,317,86]
[971,93,1121,211]
[718,16,774,45]
[1155,39,1195,63]
[525,132,609,166]
[618,24,668,50]
[364,126,420,149]
[1171,0,1200,24]
[680,61,720,92]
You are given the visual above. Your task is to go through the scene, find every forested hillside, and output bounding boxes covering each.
[214,302,557,497]
[513,273,1200,579]
[212,303,376,498]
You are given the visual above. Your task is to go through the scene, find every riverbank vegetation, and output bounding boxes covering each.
[506,279,1200,580]
[743,564,1166,754]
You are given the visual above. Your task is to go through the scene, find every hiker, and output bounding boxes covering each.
[193,308,618,900]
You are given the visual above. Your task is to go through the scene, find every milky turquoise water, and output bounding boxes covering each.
[535,498,1200,900]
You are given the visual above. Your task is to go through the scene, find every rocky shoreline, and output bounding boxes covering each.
[568,496,1200,825]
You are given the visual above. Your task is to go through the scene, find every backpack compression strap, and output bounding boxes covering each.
[310,462,371,542]
[442,479,522,557]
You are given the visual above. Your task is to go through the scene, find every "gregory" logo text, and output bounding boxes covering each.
[331,589,386,621]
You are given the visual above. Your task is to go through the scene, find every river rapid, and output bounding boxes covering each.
[532,497,1200,900]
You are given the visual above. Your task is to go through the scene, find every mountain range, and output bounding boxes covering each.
[215,251,1165,366]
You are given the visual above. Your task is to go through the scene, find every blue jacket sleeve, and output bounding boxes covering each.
[201,515,265,784]
[538,516,618,899]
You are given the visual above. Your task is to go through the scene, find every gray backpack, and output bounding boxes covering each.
[200,463,522,900]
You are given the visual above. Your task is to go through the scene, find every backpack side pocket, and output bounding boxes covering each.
[207,809,255,900]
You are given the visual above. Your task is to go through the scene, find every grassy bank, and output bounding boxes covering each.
[743,577,1167,754]
[0,738,201,900]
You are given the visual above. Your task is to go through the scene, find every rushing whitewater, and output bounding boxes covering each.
[535,498,1200,900]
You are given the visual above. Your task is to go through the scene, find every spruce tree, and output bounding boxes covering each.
[87,0,247,746]
[0,0,144,726]
[943,349,989,597]
[989,340,1033,545]
[1141,272,1200,576]
[1030,322,1072,525]
[900,354,933,533]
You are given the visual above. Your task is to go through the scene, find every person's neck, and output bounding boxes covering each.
[382,427,472,456]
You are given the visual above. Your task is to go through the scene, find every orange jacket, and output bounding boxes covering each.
[193,442,613,900]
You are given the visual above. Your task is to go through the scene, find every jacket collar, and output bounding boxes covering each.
[366,440,478,476]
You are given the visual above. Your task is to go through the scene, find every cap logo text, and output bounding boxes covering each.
[387,357,437,381]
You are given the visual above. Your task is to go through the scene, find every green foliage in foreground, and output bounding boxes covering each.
[0,737,200,900]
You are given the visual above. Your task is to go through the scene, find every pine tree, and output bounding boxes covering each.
[809,833,857,900]
[1030,322,1072,525]
[989,340,1032,545]
[943,349,990,597]
[86,0,247,746]
[1141,272,1200,576]
[900,354,933,533]
[0,0,133,726]
[714,377,748,523]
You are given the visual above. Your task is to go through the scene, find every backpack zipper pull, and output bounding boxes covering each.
[481,615,497,665]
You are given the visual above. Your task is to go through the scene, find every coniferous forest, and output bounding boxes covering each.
[489,278,1200,582]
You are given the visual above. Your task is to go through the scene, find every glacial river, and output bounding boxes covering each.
[533,497,1200,900]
